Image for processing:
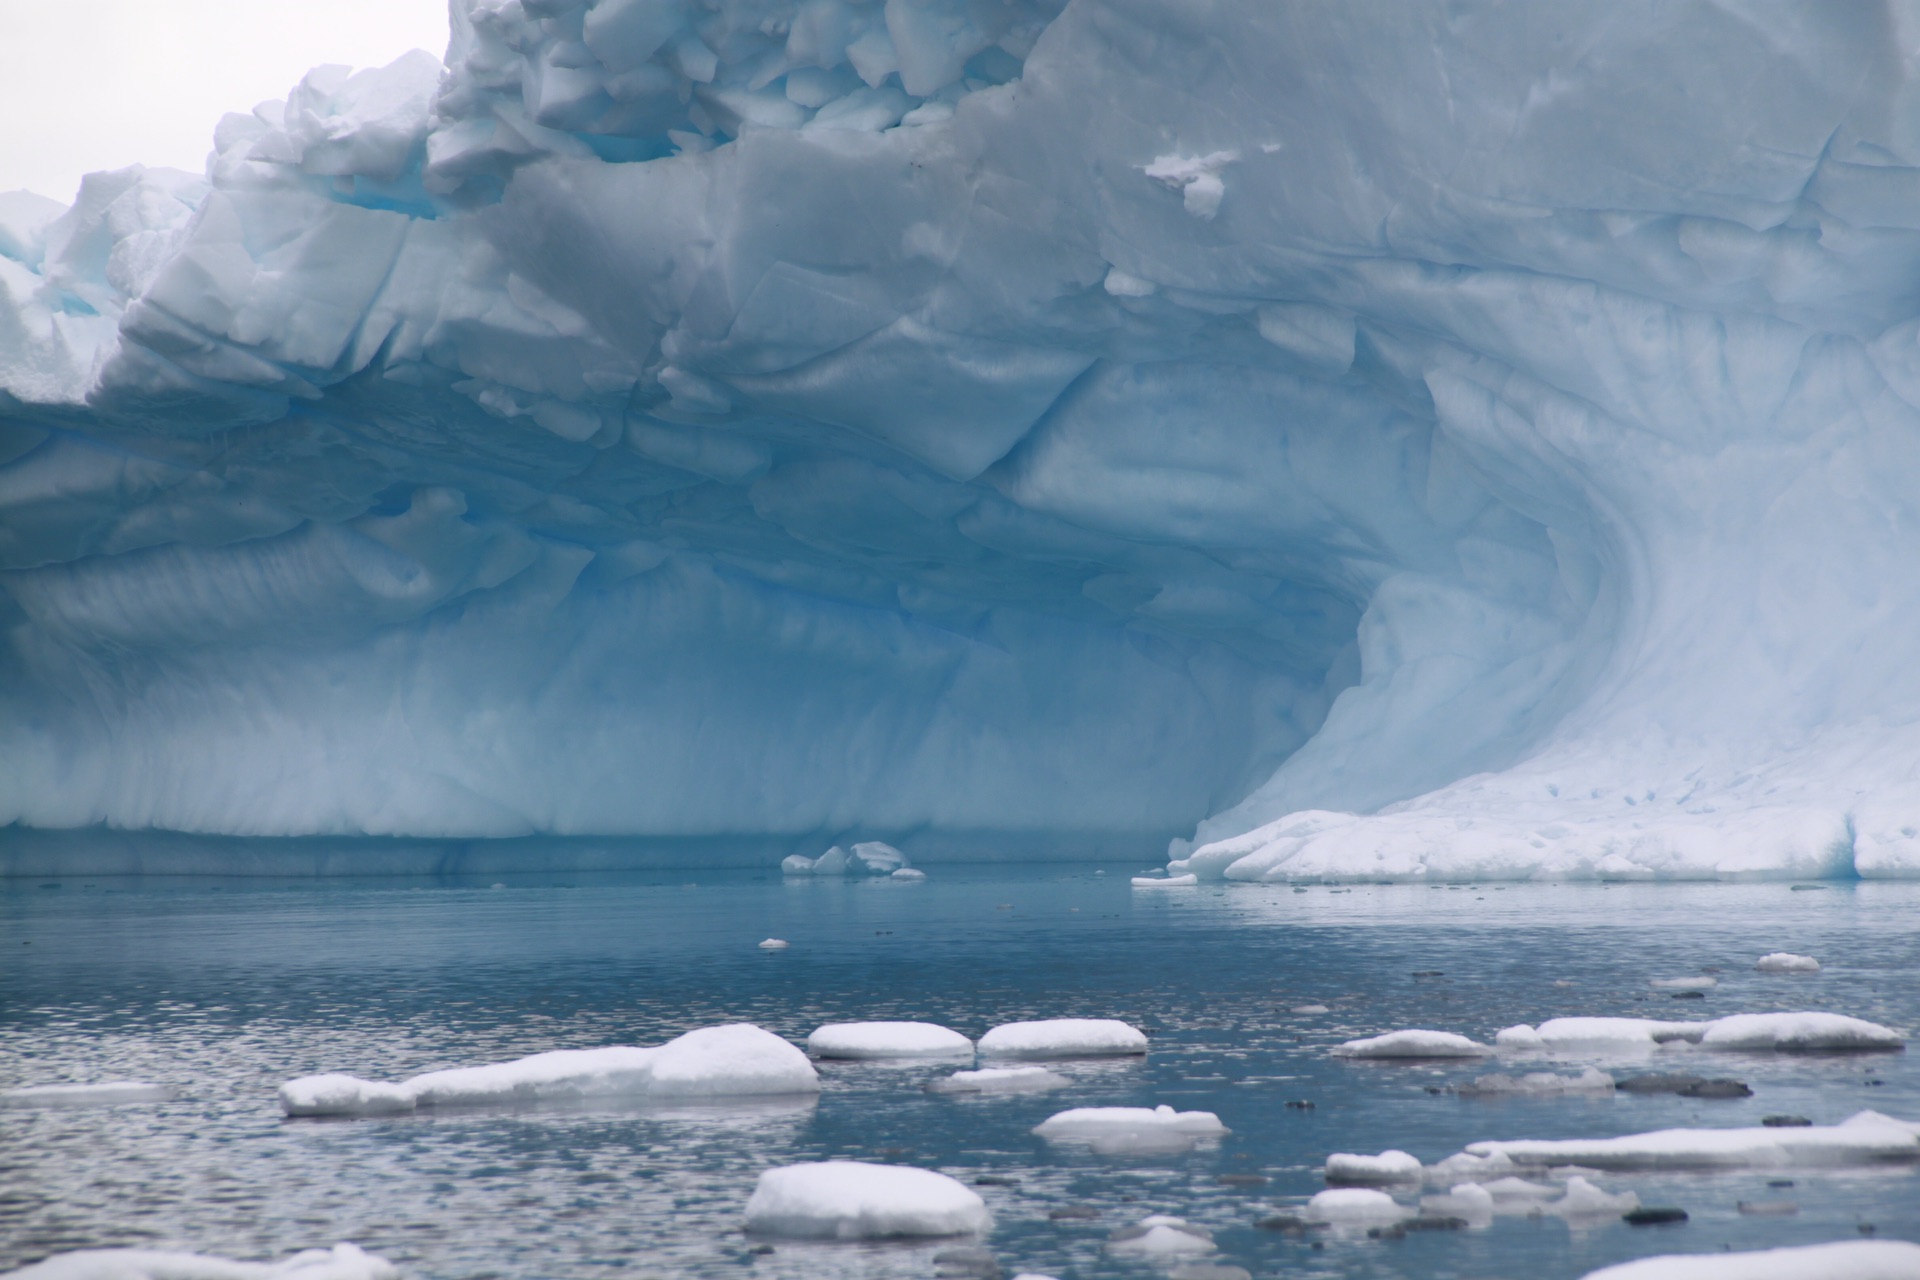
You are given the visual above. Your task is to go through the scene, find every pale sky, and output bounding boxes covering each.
[0,0,449,203]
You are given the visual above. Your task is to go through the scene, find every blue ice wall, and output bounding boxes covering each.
[7,2,1920,877]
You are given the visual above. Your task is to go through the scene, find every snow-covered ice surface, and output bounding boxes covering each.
[977,1019,1147,1059]
[7,871,1920,1280]
[1302,1188,1411,1223]
[1033,1105,1228,1153]
[279,1024,818,1115]
[1757,954,1823,974]
[1334,1030,1493,1059]
[743,1162,989,1239]
[1452,1111,1920,1171]
[1580,1240,1920,1280]
[0,1245,395,1280]
[1493,1012,1904,1054]
[17,6,1920,880]
[806,1022,971,1060]
[0,1084,171,1110]
[926,1067,1070,1095]
[1323,1149,1421,1183]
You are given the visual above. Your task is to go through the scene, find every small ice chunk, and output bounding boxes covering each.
[1,1243,398,1280]
[1106,1216,1215,1256]
[807,1021,973,1060]
[758,938,789,950]
[1426,1148,1517,1181]
[0,1082,172,1109]
[1131,873,1198,887]
[1324,1150,1421,1184]
[1458,1068,1615,1097]
[1450,1111,1920,1171]
[1480,1176,1562,1203]
[810,846,851,875]
[1550,1176,1639,1218]
[1650,977,1717,990]
[1034,1104,1228,1149]
[780,855,815,875]
[1420,1182,1494,1219]
[280,1024,818,1116]
[1141,150,1239,220]
[1291,1004,1330,1014]
[1302,1188,1411,1223]
[1578,1239,1920,1280]
[977,1018,1147,1059]
[1495,1018,1705,1050]
[1756,952,1822,973]
[891,868,928,882]
[744,1162,990,1239]
[850,841,909,874]
[927,1066,1070,1094]
[1334,1030,1493,1059]
[1699,1012,1903,1052]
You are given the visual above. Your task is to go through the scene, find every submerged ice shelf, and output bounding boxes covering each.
[10,3,1920,878]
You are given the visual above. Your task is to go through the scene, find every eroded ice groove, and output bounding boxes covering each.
[278,1023,817,1116]
[1578,1239,1920,1280]
[14,6,1920,873]
[0,1244,396,1280]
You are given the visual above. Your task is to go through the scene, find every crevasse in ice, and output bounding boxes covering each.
[8,3,1920,879]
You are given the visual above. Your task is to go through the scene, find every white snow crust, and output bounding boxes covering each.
[1578,1240,1920,1280]
[977,1019,1147,1059]
[279,1023,818,1115]
[1105,1216,1215,1256]
[1756,953,1822,973]
[1324,1150,1421,1184]
[1033,1104,1228,1154]
[743,1162,989,1239]
[807,1021,972,1059]
[0,1245,396,1280]
[1493,1012,1902,1053]
[1302,1188,1410,1223]
[926,1066,1070,1094]
[1334,1030,1493,1059]
[1451,1110,1920,1171]
[15,6,1920,876]
[0,1082,171,1109]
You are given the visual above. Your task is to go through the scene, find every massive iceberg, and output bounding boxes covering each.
[6,1,1920,879]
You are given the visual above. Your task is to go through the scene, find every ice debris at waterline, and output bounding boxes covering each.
[0,1082,172,1109]
[926,1066,1071,1094]
[807,1021,972,1059]
[1457,1067,1617,1097]
[0,1245,396,1280]
[1579,1239,1920,1280]
[1302,1188,1412,1224]
[1493,1012,1905,1053]
[743,1162,990,1239]
[1104,1216,1216,1257]
[1442,1110,1920,1172]
[1324,1149,1422,1184]
[19,9,1920,881]
[278,1024,817,1116]
[1033,1105,1228,1155]
[1334,1030,1494,1059]
[977,1019,1147,1058]
[781,843,909,876]
[1758,953,1823,973]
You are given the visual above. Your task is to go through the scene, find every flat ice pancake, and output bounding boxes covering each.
[927,1066,1070,1094]
[279,1024,818,1116]
[1578,1240,1920,1280]
[1453,1111,1920,1171]
[743,1162,990,1239]
[806,1022,973,1060]
[1033,1104,1228,1154]
[0,1083,171,1109]
[0,1244,396,1280]
[1334,1030,1493,1059]
[1302,1189,1411,1223]
[1323,1150,1421,1184]
[977,1019,1147,1059]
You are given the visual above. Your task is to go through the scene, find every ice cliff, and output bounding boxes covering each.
[7,1,1920,879]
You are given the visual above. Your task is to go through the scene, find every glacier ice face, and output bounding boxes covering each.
[8,2,1920,877]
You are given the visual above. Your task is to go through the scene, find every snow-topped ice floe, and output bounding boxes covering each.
[0,1082,172,1109]
[1303,1188,1411,1223]
[1579,1239,1920,1280]
[743,1162,989,1239]
[1458,1068,1615,1097]
[783,843,910,876]
[279,1024,817,1116]
[1105,1216,1215,1256]
[1131,874,1198,887]
[806,1022,972,1060]
[927,1066,1070,1094]
[1334,1030,1493,1059]
[1033,1104,1228,1154]
[1494,1012,1903,1053]
[1649,976,1716,990]
[1325,1150,1421,1184]
[1,1244,395,1280]
[1757,953,1822,973]
[1448,1110,1920,1172]
[977,1019,1147,1059]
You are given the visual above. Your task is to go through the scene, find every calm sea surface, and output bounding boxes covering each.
[2,868,1917,1279]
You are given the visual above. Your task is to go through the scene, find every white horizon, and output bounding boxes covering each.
[0,0,448,204]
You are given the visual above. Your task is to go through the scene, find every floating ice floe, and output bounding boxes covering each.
[807,1022,973,1060]
[1,1244,395,1280]
[1419,1173,1638,1219]
[1334,1030,1493,1059]
[890,868,928,882]
[927,1066,1070,1095]
[1579,1239,1920,1280]
[1131,874,1198,887]
[0,1082,172,1110]
[1324,1150,1421,1184]
[757,938,789,950]
[743,1162,989,1239]
[978,1019,1147,1059]
[1105,1216,1215,1256]
[1034,1105,1228,1154]
[1303,1188,1412,1223]
[279,1024,818,1116]
[1447,1110,1920,1172]
[1291,1004,1331,1014]
[1649,977,1717,990]
[783,843,911,877]
[1756,953,1822,974]
[1494,1012,1902,1053]
[1458,1068,1616,1096]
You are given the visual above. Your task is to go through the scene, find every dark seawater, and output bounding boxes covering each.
[2,868,1917,1279]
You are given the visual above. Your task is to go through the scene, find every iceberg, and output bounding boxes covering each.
[743,1162,990,1239]
[1032,1104,1227,1154]
[977,1018,1147,1059]
[926,1066,1070,1094]
[11,5,1920,877]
